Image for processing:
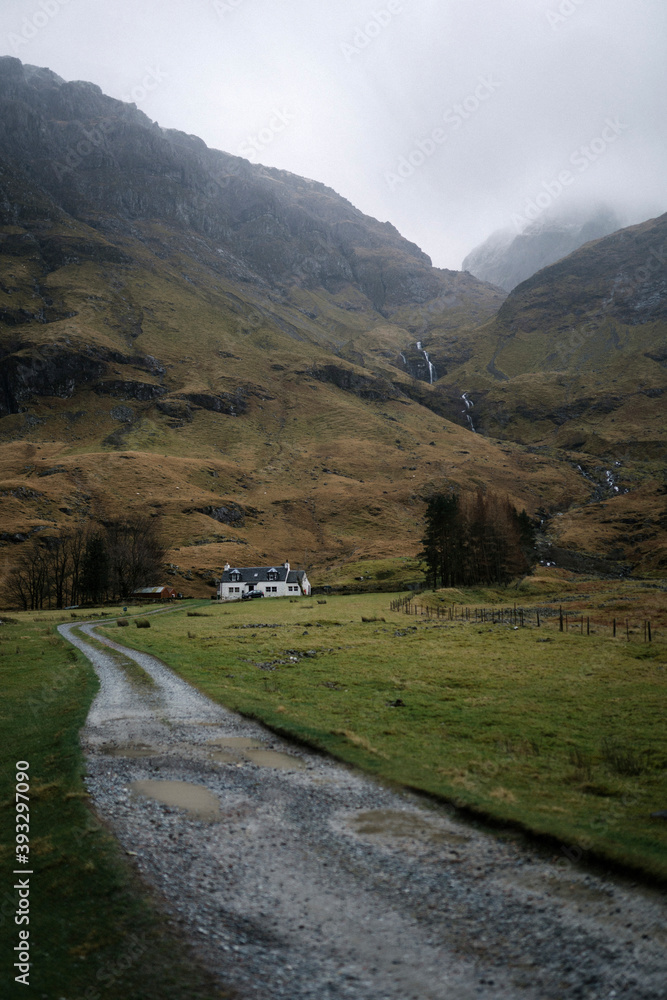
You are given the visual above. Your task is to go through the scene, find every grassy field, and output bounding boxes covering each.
[96,581,667,881]
[1,577,665,996]
[0,606,230,1000]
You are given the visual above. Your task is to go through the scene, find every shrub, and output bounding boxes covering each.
[601,738,644,776]
[135,618,151,629]
[117,618,129,627]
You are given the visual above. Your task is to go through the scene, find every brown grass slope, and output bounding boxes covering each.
[0,58,664,587]
[406,215,667,572]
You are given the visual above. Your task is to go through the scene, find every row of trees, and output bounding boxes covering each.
[4,517,165,610]
[420,489,535,588]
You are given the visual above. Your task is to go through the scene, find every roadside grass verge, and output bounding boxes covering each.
[0,607,232,999]
[97,591,667,881]
[72,625,157,689]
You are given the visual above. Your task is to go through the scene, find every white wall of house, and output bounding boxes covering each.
[218,562,311,600]
[219,579,304,600]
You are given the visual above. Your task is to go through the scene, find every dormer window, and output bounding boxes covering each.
[267,568,278,581]
[230,570,241,582]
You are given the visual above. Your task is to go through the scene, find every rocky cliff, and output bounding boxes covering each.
[0,56,502,316]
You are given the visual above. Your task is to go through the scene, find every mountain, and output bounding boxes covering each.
[0,57,664,591]
[423,213,667,571]
[462,204,624,291]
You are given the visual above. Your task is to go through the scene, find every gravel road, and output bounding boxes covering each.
[59,621,667,1000]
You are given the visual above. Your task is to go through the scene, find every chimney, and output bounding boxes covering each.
[284,559,290,571]
[224,562,230,571]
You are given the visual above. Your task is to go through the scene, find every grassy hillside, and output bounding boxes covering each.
[0,58,665,589]
[95,583,667,881]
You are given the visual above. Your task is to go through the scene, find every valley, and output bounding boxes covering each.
[0,56,665,596]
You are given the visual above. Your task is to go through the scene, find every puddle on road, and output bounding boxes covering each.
[130,780,221,820]
[101,743,160,758]
[207,737,305,770]
[207,737,264,749]
[348,809,470,845]
[244,749,305,770]
[210,750,242,764]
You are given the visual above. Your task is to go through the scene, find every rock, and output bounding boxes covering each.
[308,365,398,402]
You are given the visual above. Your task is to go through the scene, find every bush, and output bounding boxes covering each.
[601,737,645,776]
[135,618,151,629]
[117,618,129,627]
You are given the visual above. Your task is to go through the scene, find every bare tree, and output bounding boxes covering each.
[4,541,49,610]
[105,516,165,599]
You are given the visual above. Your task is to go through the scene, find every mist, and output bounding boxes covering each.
[1,0,665,268]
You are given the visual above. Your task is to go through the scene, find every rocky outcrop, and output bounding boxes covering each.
[177,391,248,416]
[0,341,167,415]
[185,503,246,525]
[93,380,166,401]
[308,365,399,402]
[0,346,106,415]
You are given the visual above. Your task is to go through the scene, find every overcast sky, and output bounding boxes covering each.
[1,0,665,268]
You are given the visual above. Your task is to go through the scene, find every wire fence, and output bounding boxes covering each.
[389,595,660,642]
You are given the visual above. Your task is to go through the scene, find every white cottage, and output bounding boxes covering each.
[218,560,311,600]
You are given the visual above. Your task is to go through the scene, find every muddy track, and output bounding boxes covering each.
[60,622,667,1000]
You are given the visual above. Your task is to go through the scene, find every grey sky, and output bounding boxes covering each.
[1,0,665,269]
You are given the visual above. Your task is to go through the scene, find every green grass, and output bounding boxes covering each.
[97,592,667,881]
[72,625,157,689]
[0,608,231,1000]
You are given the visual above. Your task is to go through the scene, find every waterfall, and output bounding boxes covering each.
[604,469,620,493]
[400,352,407,367]
[415,342,436,384]
[461,393,475,432]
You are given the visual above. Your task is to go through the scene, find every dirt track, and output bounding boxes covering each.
[60,621,667,1000]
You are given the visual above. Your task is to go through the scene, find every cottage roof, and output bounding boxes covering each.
[222,566,289,584]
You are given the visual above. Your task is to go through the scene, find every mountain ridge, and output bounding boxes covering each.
[0,57,665,591]
[462,204,625,292]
